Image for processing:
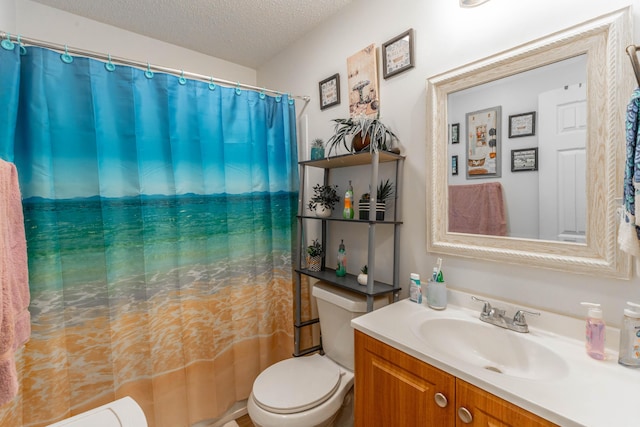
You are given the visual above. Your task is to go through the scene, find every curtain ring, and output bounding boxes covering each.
[145,62,154,79]
[288,93,294,105]
[259,88,266,100]
[17,35,26,55]
[275,94,282,103]
[60,44,73,64]
[1,32,15,51]
[105,54,116,72]
[208,77,217,91]
[178,69,187,85]
[235,82,242,95]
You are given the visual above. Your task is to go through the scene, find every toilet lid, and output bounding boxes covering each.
[252,354,342,414]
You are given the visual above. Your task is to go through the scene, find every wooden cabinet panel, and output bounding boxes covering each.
[355,330,455,427]
[354,331,559,427]
[455,380,558,427]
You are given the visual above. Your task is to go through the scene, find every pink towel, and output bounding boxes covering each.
[448,182,507,236]
[0,159,30,407]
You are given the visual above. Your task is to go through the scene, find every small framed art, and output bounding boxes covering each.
[452,155,459,176]
[508,111,536,138]
[451,123,460,144]
[511,147,538,172]
[382,29,415,79]
[319,73,340,110]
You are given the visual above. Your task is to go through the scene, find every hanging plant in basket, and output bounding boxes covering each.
[325,115,400,156]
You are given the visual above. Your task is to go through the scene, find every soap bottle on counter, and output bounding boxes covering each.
[618,301,640,368]
[581,302,606,360]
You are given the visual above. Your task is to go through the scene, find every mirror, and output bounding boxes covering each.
[426,9,633,278]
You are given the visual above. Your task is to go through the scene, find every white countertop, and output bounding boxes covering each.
[351,290,640,427]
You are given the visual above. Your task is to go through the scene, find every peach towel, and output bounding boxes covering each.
[0,159,30,406]
[448,182,507,236]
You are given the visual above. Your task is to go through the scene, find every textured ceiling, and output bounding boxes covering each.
[30,0,353,68]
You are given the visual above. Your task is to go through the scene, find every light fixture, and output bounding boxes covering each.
[460,0,490,7]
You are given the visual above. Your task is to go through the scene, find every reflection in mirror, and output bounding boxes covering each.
[447,55,587,241]
[426,9,633,278]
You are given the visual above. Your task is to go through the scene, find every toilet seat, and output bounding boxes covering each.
[252,354,342,414]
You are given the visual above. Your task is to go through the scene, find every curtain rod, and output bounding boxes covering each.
[627,44,640,86]
[0,31,311,102]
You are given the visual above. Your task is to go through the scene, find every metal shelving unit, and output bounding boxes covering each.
[294,151,404,357]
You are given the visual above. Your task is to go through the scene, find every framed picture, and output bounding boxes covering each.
[508,111,536,138]
[452,155,458,176]
[382,29,415,79]
[347,44,379,118]
[451,123,460,144]
[319,73,340,110]
[511,147,538,172]
[465,106,502,179]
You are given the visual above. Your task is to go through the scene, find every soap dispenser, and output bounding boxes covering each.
[336,240,347,277]
[618,301,640,368]
[581,302,606,360]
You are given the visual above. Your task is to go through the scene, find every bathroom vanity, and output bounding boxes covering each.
[351,290,640,427]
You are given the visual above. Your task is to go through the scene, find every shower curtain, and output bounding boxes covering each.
[0,45,298,427]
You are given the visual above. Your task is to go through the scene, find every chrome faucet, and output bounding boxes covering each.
[471,296,540,333]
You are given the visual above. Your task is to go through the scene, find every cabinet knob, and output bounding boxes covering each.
[434,392,448,408]
[458,407,473,424]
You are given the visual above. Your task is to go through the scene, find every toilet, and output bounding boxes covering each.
[247,281,388,427]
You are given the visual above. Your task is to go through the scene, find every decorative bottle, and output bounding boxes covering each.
[618,301,640,368]
[343,181,354,219]
[581,302,606,360]
[336,240,347,277]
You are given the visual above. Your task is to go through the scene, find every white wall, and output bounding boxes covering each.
[0,0,16,32]
[258,0,640,326]
[12,0,256,84]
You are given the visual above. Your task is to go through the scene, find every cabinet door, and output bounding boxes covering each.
[456,379,558,427]
[355,330,456,427]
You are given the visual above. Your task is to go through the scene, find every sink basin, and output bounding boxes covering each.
[410,317,569,380]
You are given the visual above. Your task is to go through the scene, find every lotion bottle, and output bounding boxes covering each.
[618,301,640,368]
[581,302,606,360]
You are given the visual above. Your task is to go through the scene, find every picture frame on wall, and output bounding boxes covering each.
[452,155,458,176]
[466,106,502,179]
[511,147,538,172]
[508,111,536,138]
[382,29,414,79]
[319,73,340,110]
[347,44,379,118]
[451,123,460,144]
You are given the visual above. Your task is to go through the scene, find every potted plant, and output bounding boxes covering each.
[358,179,394,220]
[310,138,325,160]
[325,115,400,156]
[307,183,340,217]
[306,238,323,271]
[357,265,368,285]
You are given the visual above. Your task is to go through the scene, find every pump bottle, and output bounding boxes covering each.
[581,302,606,360]
[618,301,640,368]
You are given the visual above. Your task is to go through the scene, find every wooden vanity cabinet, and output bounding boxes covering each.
[354,330,558,427]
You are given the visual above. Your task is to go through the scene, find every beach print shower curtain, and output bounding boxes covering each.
[0,45,298,427]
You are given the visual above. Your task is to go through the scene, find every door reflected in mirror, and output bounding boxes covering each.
[447,55,587,242]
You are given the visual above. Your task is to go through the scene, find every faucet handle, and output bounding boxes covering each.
[471,296,492,315]
[513,309,540,326]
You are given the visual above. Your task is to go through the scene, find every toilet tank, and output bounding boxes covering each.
[312,281,388,371]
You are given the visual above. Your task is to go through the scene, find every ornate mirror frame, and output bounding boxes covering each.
[426,8,633,278]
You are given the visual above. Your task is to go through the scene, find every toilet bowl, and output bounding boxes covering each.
[247,281,388,427]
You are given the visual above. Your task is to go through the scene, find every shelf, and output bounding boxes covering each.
[296,268,399,297]
[297,215,403,225]
[301,151,404,169]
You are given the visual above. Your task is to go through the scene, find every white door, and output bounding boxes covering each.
[538,83,587,243]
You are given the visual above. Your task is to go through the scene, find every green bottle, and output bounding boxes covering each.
[336,240,347,277]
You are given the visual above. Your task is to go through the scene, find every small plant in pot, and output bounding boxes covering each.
[306,238,323,272]
[310,138,325,160]
[357,265,368,286]
[325,115,400,156]
[358,179,394,221]
[307,183,340,217]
